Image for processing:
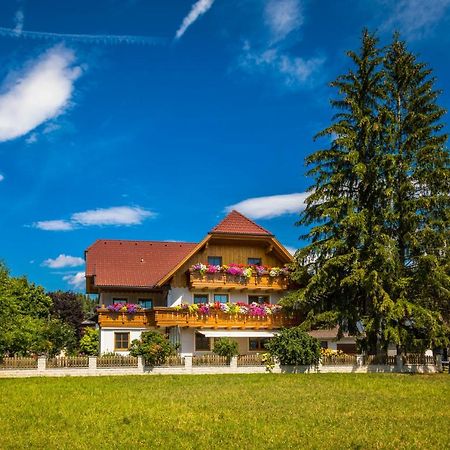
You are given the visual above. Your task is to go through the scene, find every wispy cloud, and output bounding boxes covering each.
[239,43,324,89]
[34,220,74,231]
[236,0,324,89]
[265,0,303,42]
[14,9,24,34]
[382,0,450,39]
[175,0,215,40]
[42,254,84,269]
[0,45,82,142]
[283,245,297,256]
[0,26,166,46]
[0,174,4,182]
[33,206,156,231]
[63,271,85,290]
[226,192,308,219]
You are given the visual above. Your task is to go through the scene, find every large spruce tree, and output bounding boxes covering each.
[286,30,449,353]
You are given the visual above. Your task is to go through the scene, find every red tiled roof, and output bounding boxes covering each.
[210,210,273,236]
[85,240,197,288]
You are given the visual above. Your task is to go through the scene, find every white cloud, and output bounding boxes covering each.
[71,206,154,226]
[33,220,74,231]
[33,206,155,231]
[0,45,82,142]
[226,192,308,219]
[63,271,85,290]
[42,254,84,269]
[240,44,324,89]
[265,0,303,42]
[382,0,450,38]
[0,174,4,182]
[14,9,24,34]
[284,245,297,256]
[175,0,215,40]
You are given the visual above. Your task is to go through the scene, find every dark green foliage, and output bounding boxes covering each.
[288,30,450,353]
[265,327,321,366]
[212,337,239,360]
[129,331,175,366]
[49,291,85,340]
[0,262,76,356]
[79,328,99,355]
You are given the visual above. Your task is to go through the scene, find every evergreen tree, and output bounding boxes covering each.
[285,31,450,353]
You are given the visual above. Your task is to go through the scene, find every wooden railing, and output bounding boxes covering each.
[321,354,358,366]
[152,308,299,329]
[97,310,155,328]
[405,354,435,365]
[0,356,38,370]
[192,355,228,366]
[97,355,138,368]
[189,272,289,291]
[237,354,265,366]
[46,356,89,369]
[155,355,185,367]
[364,355,397,365]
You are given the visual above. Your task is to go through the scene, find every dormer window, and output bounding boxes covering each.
[208,256,222,266]
[248,257,262,265]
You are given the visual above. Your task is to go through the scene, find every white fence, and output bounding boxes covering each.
[0,354,443,378]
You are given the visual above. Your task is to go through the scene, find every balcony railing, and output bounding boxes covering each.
[97,310,156,328]
[151,307,299,329]
[97,307,299,329]
[188,272,289,291]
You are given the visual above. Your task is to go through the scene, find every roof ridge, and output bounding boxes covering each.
[210,210,273,236]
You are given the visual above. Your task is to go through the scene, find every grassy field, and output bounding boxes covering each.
[0,373,449,449]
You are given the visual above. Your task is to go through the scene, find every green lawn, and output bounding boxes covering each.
[0,374,449,449]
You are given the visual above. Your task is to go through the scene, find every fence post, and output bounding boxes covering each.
[37,356,46,373]
[137,356,144,372]
[230,356,238,370]
[356,355,364,367]
[396,355,403,373]
[185,355,193,373]
[88,356,97,373]
[435,354,442,372]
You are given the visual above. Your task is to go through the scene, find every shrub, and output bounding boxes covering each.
[79,328,99,355]
[265,327,321,366]
[212,337,239,361]
[129,331,175,366]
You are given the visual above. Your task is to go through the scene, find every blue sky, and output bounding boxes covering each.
[0,0,449,291]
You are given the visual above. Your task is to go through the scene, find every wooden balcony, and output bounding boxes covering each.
[97,310,156,328]
[152,308,299,329]
[97,307,299,330]
[188,272,289,291]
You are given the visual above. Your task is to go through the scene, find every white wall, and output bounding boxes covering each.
[178,329,266,356]
[167,288,283,306]
[100,291,154,306]
[100,328,146,354]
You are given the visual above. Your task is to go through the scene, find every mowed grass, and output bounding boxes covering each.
[0,374,449,449]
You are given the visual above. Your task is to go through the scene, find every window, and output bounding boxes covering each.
[194,294,209,304]
[114,332,130,351]
[213,294,228,304]
[248,257,262,265]
[138,298,153,309]
[112,298,127,304]
[248,295,270,305]
[208,256,222,266]
[249,337,269,351]
[195,332,211,351]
